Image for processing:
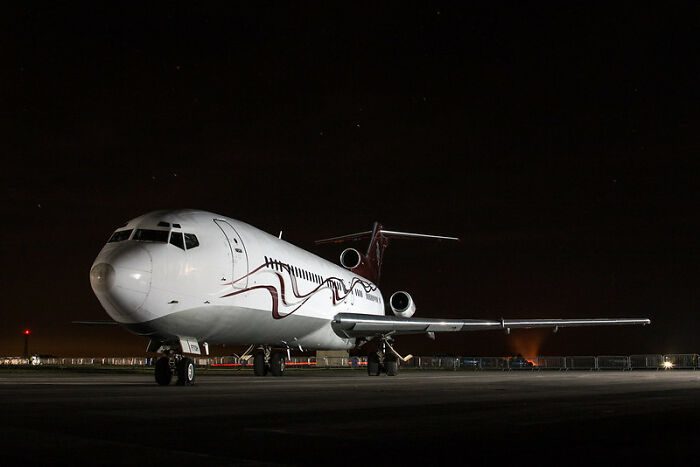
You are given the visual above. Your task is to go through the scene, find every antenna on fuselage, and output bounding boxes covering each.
[278,231,283,239]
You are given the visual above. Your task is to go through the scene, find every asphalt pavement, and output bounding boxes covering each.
[1,369,698,466]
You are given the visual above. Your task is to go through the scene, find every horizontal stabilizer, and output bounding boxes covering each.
[315,229,459,245]
[315,230,372,245]
[315,222,460,283]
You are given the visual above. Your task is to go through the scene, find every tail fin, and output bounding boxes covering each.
[315,222,459,283]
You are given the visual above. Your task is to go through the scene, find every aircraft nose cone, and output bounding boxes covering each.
[89,263,116,292]
[90,244,153,322]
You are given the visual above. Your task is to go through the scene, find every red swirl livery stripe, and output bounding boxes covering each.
[219,262,378,319]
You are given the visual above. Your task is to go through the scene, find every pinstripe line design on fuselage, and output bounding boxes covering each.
[220,261,378,319]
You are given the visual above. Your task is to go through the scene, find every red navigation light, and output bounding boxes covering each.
[24,329,30,335]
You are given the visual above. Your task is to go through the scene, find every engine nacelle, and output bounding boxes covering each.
[340,248,362,269]
[389,291,416,318]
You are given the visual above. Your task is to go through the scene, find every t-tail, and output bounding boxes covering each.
[315,222,459,283]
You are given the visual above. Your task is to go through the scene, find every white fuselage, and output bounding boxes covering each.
[90,210,385,350]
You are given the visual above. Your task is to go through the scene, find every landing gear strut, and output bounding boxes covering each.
[252,346,286,377]
[155,354,195,386]
[367,336,410,377]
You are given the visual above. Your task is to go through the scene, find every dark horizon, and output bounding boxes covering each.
[2,3,697,357]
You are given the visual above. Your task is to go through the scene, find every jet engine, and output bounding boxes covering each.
[389,291,416,318]
[340,248,362,269]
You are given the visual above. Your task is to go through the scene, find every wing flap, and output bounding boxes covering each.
[333,313,650,337]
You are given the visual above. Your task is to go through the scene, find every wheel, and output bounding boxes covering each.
[155,357,172,386]
[253,352,267,376]
[176,357,195,386]
[385,356,399,376]
[269,352,285,376]
[368,353,380,376]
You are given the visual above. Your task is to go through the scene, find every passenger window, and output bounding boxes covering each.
[170,232,185,250]
[184,233,199,249]
[108,229,132,243]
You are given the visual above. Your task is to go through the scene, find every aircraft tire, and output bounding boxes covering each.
[253,352,267,376]
[176,357,195,386]
[269,352,285,376]
[155,357,172,386]
[368,353,381,376]
[385,357,399,376]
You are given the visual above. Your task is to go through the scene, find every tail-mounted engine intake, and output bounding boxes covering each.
[389,291,416,318]
[340,248,362,269]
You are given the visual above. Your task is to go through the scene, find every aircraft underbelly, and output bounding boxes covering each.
[123,305,354,350]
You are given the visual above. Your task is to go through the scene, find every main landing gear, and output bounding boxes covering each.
[367,336,411,377]
[251,346,286,377]
[155,354,195,386]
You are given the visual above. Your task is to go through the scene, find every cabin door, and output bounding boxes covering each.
[214,219,249,290]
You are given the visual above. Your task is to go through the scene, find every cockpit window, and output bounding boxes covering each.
[133,229,169,243]
[184,233,199,249]
[169,232,185,250]
[108,229,132,243]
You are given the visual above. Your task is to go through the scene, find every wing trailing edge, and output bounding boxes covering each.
[332,313,650,337]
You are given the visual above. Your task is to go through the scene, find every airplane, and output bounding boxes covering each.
[88,209,650,385]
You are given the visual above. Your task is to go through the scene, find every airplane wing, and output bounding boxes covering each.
[332,313,650,337]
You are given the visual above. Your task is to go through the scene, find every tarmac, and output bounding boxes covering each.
[1,369,699,466]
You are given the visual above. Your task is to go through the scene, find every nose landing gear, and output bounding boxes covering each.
[155,354,196,386]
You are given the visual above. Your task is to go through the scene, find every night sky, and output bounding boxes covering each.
[2,3,697,357]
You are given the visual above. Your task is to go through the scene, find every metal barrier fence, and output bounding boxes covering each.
[2,354,699,370]
[630,354,664,369]
[664,354,698,369]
